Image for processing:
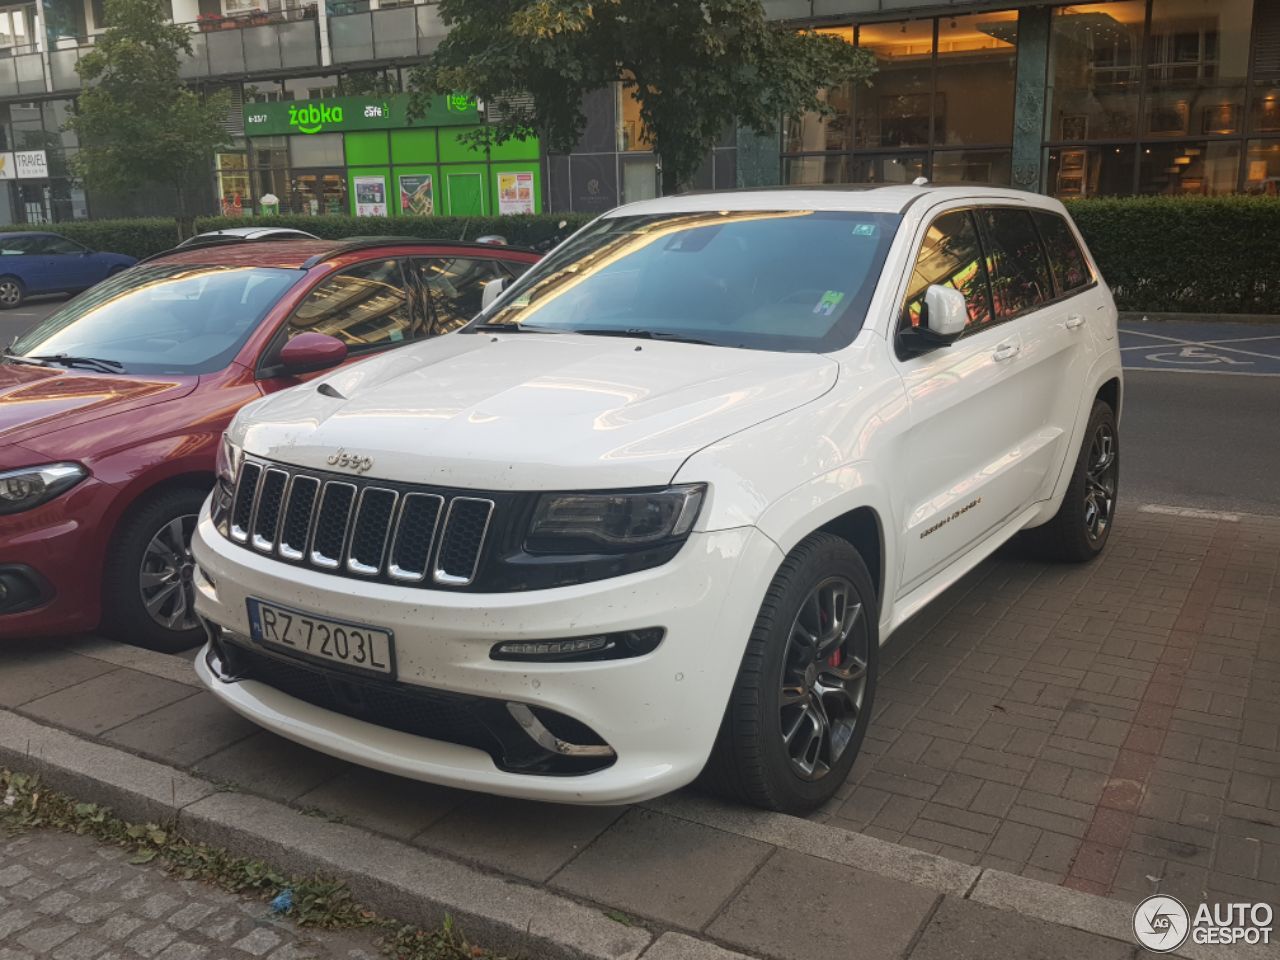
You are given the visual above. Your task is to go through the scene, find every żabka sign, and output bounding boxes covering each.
[288,102,345,134]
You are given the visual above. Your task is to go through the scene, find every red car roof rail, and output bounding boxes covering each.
[298,237,536,270]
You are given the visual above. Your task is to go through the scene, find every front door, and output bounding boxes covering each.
[893,206,1048,595]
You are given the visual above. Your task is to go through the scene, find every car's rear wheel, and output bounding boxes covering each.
[702,532,878,814]
[103,487,208,653]
[1022,398,1119,562]
[0,277,24,309]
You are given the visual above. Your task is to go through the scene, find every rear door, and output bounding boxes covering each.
[894,205,1034,595]
[0,235,47,292]
[41,234,101,290]
[979,207,1093,505]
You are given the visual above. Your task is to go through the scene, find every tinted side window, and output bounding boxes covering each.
[43,237,85,255]
[978,208,1053,319]
[901,210,993,331]
[0,237,39,255]
[417,257,513,335]
[1033,212,1092,295]
[288,259,419,351]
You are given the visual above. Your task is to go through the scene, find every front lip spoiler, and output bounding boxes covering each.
[201,619,617,776]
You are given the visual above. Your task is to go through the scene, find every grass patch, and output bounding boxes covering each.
[1,769,506,959]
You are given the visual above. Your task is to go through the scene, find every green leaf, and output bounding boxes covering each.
[130,849,159,865]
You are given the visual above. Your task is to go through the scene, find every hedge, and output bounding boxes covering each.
[1064,195,1280,314]
[42,196,1280,314]
[46,213,597,261]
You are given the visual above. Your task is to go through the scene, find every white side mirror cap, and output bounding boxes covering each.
[923,284,967,339]
[481,277,508,311]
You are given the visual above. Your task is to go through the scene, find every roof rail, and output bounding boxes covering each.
[138,233,309,264]
[298,236,537,269]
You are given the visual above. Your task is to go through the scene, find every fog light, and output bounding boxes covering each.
[491,628,664,663]
[0,566,46,614]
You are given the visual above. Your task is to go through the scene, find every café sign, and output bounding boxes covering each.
[244,93,478,137]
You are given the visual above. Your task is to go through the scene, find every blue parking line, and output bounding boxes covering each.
[1120,321,1280,376]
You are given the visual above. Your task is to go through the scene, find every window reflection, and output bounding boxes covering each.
[1047,1,1146,141]
[856,20,936,149]
[785,27,855,154]
[978,208,1053,319]
[1244,139,1280,194]
[1145,0,1251,139]
[902,210,992,330]
[935,12,1018,146]
[1045,144,1137,197]
[932,149,1012,185]
[1137,140,1241,194]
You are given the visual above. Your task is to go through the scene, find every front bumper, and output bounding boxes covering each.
[192,507,782,804]
[0,476,113,639]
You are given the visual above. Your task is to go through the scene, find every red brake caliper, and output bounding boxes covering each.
[819,608,842,667]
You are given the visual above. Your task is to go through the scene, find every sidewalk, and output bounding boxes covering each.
[1,505,1278,960]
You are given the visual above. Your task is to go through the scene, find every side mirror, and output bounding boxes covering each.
[923,284,967,339]
[278,332,347,374]
[481,276,508,311]
[899,284,967,357]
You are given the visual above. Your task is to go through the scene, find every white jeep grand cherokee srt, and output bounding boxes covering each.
[193,184,1122,813]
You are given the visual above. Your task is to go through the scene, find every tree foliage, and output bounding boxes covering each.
[68,0,230,237]
[409,0,874,193]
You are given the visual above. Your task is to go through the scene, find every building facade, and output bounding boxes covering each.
[0,0,1272,223]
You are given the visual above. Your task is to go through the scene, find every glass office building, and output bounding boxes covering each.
[0,0,1273,222]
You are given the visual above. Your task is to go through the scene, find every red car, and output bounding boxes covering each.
[0,236,539,651]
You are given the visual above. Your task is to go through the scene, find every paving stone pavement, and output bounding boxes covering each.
[1,506,1277,950]
[0,828,383,960]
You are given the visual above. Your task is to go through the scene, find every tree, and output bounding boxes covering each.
[408,0,875,195]
[68,0,231,239]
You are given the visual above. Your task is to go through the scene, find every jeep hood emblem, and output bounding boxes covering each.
[327,449,373,473]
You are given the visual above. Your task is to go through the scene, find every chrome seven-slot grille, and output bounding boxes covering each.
[228,458,495,587]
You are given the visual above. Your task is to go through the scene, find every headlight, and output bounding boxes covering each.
[525,484,705,554]
[0,463,87,515]
[215,433,242,488]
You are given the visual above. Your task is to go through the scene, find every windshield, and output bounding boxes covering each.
[471,210,901,352]
[9,264,304,375]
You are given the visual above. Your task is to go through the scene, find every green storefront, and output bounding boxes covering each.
[238,94,542,218]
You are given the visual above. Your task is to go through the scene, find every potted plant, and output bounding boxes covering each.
[197,12,223,30]
[249,8,269,25]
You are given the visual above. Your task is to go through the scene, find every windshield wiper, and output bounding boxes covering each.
[30,354,126,373]
[471,323,560,334]
[572,328,718,347]
[2,347,49,366]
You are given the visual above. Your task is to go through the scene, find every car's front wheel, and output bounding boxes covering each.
[0,277,25,309]
[102,487,208,653]
[703,532,878,814]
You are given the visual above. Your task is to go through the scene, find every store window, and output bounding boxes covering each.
[785,27,855,154]
[1046,2,1145,142]
[289,132,342,167]
[935,12,1018,146]
[784,154,848,185]
[932,149,1012,185]
[617,80,653,152]
[851,152,927,184]
[1145,0,1251,140]
[216,149,250,216]
[1046,144,1137,197]
[282,75,339,100]
[856,20,935,149]
[244,80,284,102]
[289,170,346,215]
[287,259,419,351]
[1244,139,1280,193]
[1137,140,1241,194]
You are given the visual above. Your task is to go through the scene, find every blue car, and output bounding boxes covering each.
[0,231,136,309]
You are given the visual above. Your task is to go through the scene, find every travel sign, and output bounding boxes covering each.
[243,93,479,137]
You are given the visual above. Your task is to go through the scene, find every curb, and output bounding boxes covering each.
[1119,311,1280,325]
[1,706,1266,960]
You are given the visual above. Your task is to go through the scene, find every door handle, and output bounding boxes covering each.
[992,342,1020,362]
[1065,315,1085,329]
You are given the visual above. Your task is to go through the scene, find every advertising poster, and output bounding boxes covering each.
[498,170,535,215]
[354,175,387,217]
[399,174,434,216]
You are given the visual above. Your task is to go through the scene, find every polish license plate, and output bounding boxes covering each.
[246,598,395,677]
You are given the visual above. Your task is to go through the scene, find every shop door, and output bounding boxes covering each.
[444,171,485,216]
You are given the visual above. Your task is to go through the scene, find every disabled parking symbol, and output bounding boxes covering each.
[1146,345,1253,366]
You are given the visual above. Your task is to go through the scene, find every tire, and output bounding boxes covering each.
[0,276,25,309]
[702,532,879,814]
[1021,399,1119,563]
[102,487,209,653]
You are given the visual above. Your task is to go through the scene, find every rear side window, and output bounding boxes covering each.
[978,208,1053,319]
[901,210,993,331]
[415,257,514,335]
[1033,212,1092,296]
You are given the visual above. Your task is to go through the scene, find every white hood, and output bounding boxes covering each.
[237,332,838,490]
